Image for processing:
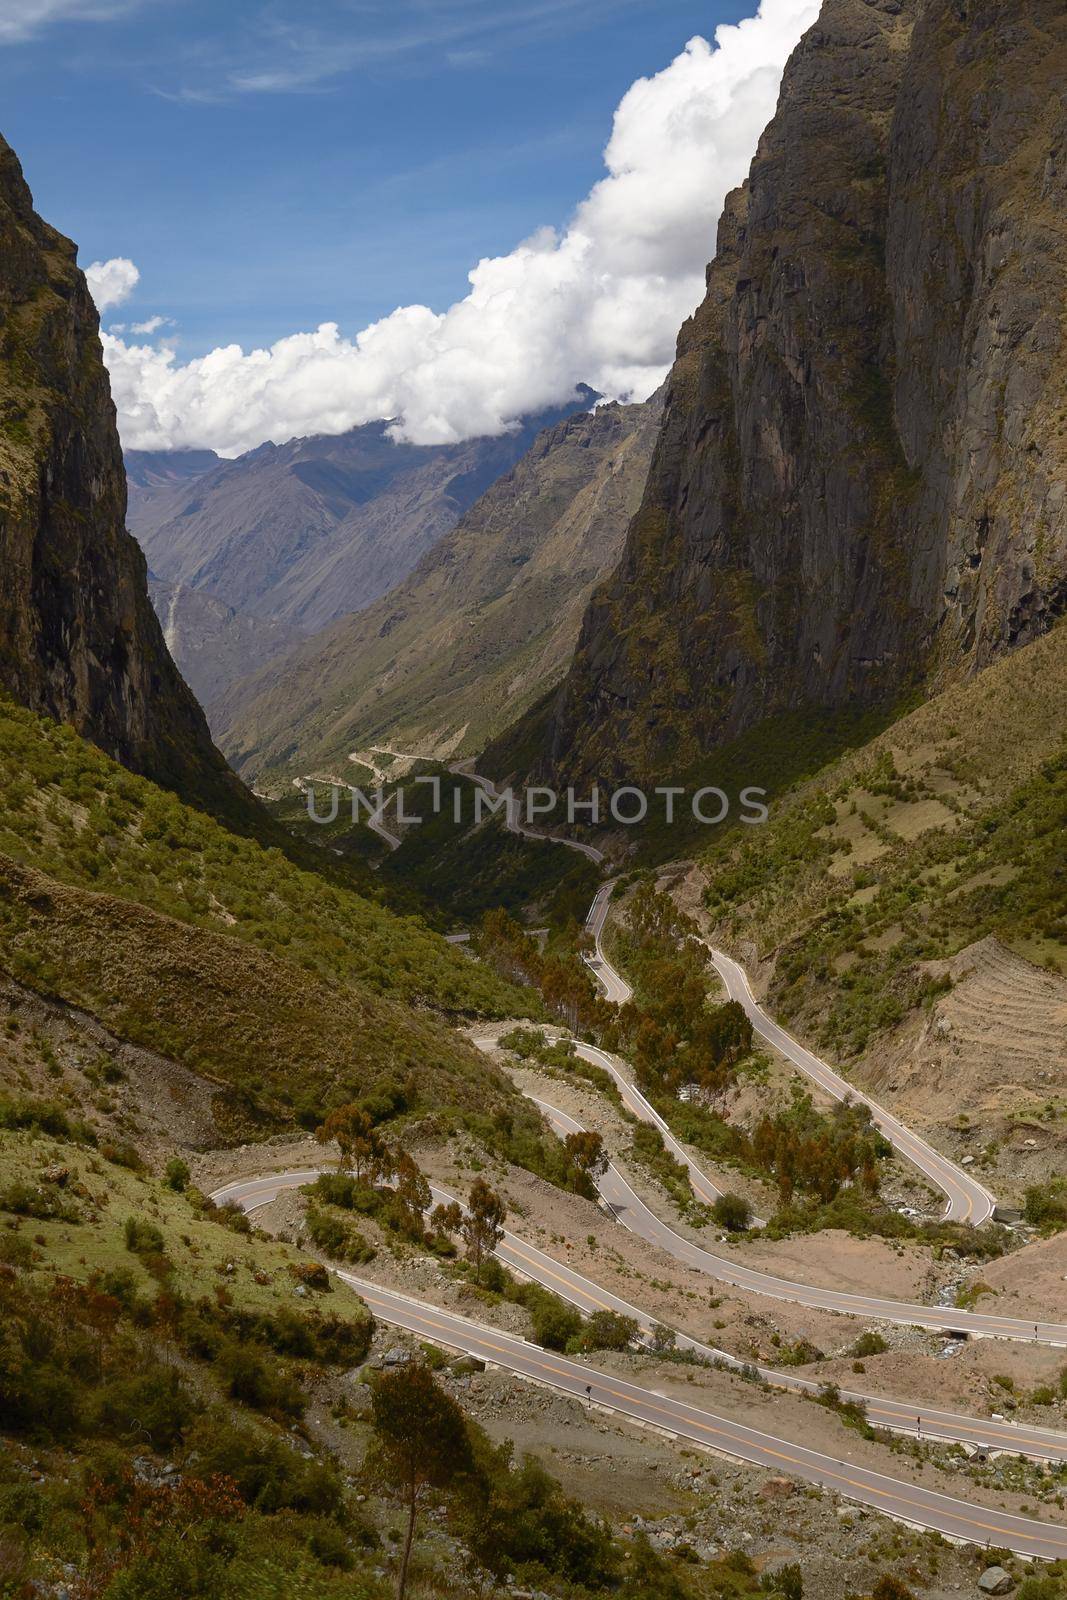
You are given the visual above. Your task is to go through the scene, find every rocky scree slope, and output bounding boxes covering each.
[539,0,1067,788]
[0,134,248,820]
[215,396,661,784]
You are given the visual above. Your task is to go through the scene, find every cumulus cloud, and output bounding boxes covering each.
[85,257,140,312]
[102,0,819,454]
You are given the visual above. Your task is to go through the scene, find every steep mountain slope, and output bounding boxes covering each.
[685,614,1067,1202]
[124,445,220,534]
[0,696,536,1135]
[134,392,597,636]
[214,397,661,783]
[540,0,1067,788]
[0,134,248,818]
[148,574,303,713]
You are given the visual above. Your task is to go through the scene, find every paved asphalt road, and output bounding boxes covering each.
[451,759,606,863]
[517,1083,1067,1345]
[483,1035,1051,1340]
[530,1031,730,1209]
[579,880,995,1226]
[213,1160,1067,1463]
[583,881,634,1003]
[341,1275,1067,1558]
[204,1170,1067,1560]
[328,1277,1067,1559]
[701,942,998,1226]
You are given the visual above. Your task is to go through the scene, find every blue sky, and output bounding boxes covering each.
[1,0,754,355]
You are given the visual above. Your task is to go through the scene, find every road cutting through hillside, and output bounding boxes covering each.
[578,878,995,1225]
[210,1165,1067,1555]
[214,1156,1067,1439]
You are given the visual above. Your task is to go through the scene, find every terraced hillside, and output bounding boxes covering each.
[689,620,1067,1197]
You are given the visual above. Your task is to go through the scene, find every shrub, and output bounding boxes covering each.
[870,1578,917,1600]
[1024,1183,1067,1229]
[572,1311,638,1354]
[215,1201,252,1236]
[304,1206,375,1265]
[0,1094,94,1143]
[850,1331,888,1359]
[92,1369,197,1447]
[523,1289,582,1352]
[214,1339,306,1421]
[164,1158,190,1192]
[712,1192,753,1232]
[102,1141,147,1172]
[124,1217,165,1256]
[289,1262,331,1292]
[185,1416,344,1518]
[0,1182,79,1222]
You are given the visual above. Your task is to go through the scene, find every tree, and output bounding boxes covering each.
[315,1104,385,1182]
[388,1150,432,1242]
[650,1323,677,1355]
[368,1362,473,1600]
[430,1200,462,1246]
[712,1192,753,1232]
[565,1130,608,1183]
[460,1179,506,1283]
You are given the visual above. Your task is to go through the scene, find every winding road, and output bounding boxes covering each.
[580,880,995,1225]
[450,758,606,864]
[522,1095,1067,1345]
[701,942,997,1226]
[247,766,1064,1554]
[212,1163,1067,1555]
[213,1162,1067,1460]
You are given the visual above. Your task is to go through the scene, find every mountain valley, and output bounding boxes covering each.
[2,3,1067,1598]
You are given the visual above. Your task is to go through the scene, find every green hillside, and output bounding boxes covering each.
[700,621,1067,1059]
[0,698,535,1133]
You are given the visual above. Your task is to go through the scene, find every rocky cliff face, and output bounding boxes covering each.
[0,134,249,816]
[213,395,661,782]
[542,0,1067,787]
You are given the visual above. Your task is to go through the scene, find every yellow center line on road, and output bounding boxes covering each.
[365,1296,1067,1552]
[501,1240,620,1314]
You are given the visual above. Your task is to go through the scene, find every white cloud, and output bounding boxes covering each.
[102,0,820,454]
[0,0,138,44]
[130,314,169,335]
[85,256,140,312]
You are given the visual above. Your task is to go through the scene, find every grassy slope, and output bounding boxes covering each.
[698,620,1067,1059]
[0,1123,371,1323]
[0,699,534,1130]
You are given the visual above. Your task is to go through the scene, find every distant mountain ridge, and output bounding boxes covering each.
[147,576,303,713]
[212,395,662,784]
[128,391,599,639]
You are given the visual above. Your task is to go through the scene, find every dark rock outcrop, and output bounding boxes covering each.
[542,0,1067,786]
[0,134,250,817]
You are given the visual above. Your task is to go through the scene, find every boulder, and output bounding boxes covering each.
[759,1477,795,1500]
[977,1568,1015,1595]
